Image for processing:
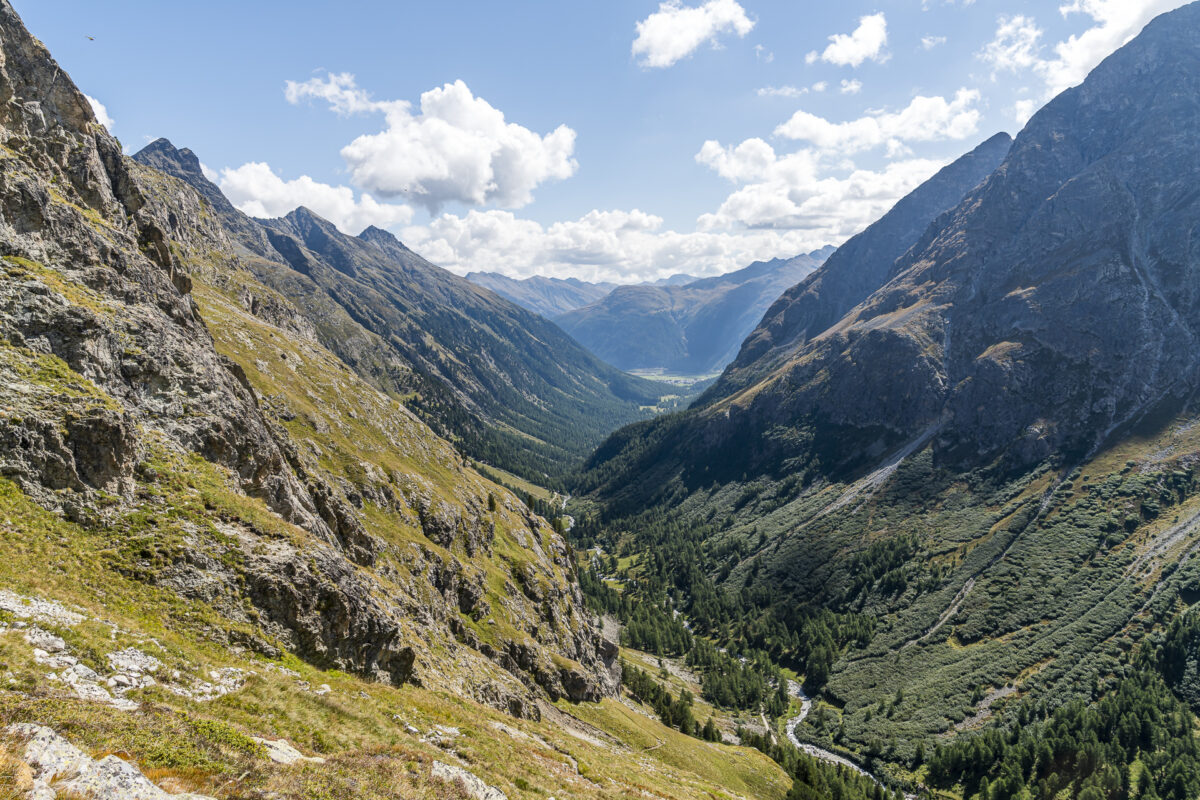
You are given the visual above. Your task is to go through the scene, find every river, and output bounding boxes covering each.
[784,681,885,786]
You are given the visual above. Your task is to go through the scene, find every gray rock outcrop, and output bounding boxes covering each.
[7,723,216,800]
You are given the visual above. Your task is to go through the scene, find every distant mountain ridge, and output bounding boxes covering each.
[134,139,666,481]
[463,271,705,320]
[555,247,835,375]
[465,272,617,317]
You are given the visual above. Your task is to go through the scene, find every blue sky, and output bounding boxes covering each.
[14,0,1188,282]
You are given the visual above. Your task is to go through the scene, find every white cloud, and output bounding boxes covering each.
[696,138,795,183]
[977,1,1188,98]
[695,137,946,234]
[757,81,832,98]
[773,89,982,156]
[840,79,863,95]
[806,13,889,67]
[632,0,755,68]
[757,85,808,98]
[1039,0,1187,96]
[286,74,577,212]
[285,71,388,115]
[219,161,414,234]
[401,207,828,283]
[754,44,774,62]
[979,15,1043,77]
[921,35,947,50]
[1012,98,1038,126]
[84,94,113,130]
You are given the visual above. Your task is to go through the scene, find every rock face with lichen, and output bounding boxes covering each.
[0,0,616,717]
[7,723,218,800]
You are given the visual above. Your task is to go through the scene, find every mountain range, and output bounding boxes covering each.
[464,272,617,318]
[6,2,1200,800]
[576,2,1200,792]
[555,247,834,375]
[133,139,667,484]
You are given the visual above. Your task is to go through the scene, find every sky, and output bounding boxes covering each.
[14,0,1190,283]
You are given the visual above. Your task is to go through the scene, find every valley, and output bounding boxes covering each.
[4,1,1200,799]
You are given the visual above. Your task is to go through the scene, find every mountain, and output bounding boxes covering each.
[651,272,701,286]
[574,3,1200,791]
[682,2,1200,478]
[707,131,1013,402]
[134,140,667,483]
[0,0,623,716]
[0,4,800,798]
[555,247,835,375]
[465,271,616,317]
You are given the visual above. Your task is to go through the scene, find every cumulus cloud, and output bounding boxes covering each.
[285,73,577,212]
[773,89,982,156]
[84,94,113,130]
[695,137,945,234]
[979,15,1043,77]
[806,13,888,67]
[840,79,863,95]
[921,35,947,50]
[285,71,387,115]
[402,207,834,283]
[219,161,413,234]
[1039,0,1187,96]
[978,1,1188,98]
[632,0,755,68]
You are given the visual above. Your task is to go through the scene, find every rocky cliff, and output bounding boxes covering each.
[0,0,616,719]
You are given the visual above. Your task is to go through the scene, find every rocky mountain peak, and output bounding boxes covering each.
[136,138,205,180]
[0,0,95,135]
[358,224,409,250]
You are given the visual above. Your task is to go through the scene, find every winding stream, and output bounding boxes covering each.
[784,682,883,785]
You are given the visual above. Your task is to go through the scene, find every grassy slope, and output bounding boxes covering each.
[0,473,787,799]
[0,247,789,799]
